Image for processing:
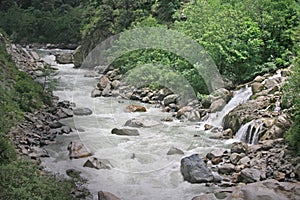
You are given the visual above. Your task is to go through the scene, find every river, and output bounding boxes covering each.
[39,50,250,200]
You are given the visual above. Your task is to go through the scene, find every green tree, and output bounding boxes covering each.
[284,52,300,154]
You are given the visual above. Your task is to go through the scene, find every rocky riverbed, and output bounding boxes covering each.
[4,41,90,198]
[5,42,300,200]
[86,57,300,199]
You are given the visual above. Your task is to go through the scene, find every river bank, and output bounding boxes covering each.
[2,38,90,199]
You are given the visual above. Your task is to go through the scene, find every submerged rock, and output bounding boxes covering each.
[73,107,93,116]
[124,118,160,128]
[180,154,214,183]
[167,147,184,155]
[111,128,139,136]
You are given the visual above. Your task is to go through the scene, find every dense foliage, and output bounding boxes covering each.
[97,0,299,94]
[0,0,84,44]
[174,0,299,83]
[284,50,300,154]
[0,161,75,200]
[0,35,77,199]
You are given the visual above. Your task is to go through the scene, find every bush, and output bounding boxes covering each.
[284,53,300,154]
[0,161,75,200]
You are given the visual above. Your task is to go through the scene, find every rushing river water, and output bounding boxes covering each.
[39,50,250,200]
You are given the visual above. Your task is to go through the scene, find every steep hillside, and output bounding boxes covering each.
[0,33,86,200]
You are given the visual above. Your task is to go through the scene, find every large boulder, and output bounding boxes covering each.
[210,98,226,112]
[251,82,264,94]
[111,128,139,136]
[180,154,214,183]
[163,94,178,106]
[124,118,160,128]
[239,168,262,183]
[55,53,73,64]
[67,141,92,159]
[97,75,111,90]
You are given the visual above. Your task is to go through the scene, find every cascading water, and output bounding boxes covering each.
[234,120,264,144]
[204,87,253,127]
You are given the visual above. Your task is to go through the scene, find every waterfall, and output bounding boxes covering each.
[234,120,263,144]
[205,87,253,127]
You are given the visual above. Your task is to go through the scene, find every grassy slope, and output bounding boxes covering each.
[0,34,76,200]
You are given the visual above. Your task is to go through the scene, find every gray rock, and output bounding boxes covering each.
[61,108,73,117]
[124,118,160,128]
[49,120,63,129]
[95,65,111,74]
[251,82,264,94]
[206,148,227,160]
[111,80,120,89]
[231,142,248,154]
[98,191,120,200]
[163,94,178,106]
[218,163,236,175]
[230,153,245,165]
[240,168,261,183]
[61,126,72,134]
[29,147,49,158]
[167,147,184,155]
[238,156,250,165]
[273,171,285,181]
[73,107,93,116]
[66,169,81,178]
[111,128,139,136]
[192,194,218,200]
[222,129,233,139]
[83,157,112,170]
[295,164,300,180]
[157,88,173,101]
[56,53,73,64]
[91,88,102,97]
[210,98,226,112]
[101,84,112,97]
[67,141,92,159]
[180,154,214,183]
[193,179,300,200]
[98,75,111,90]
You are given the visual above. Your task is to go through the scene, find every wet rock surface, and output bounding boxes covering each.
[201,140,300,187]
[9,99,75,160]
[192,179,300,200]
[111,128,140,136]
[181,154,214,183]
[68,141,92,159]
[83,157,113,170]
